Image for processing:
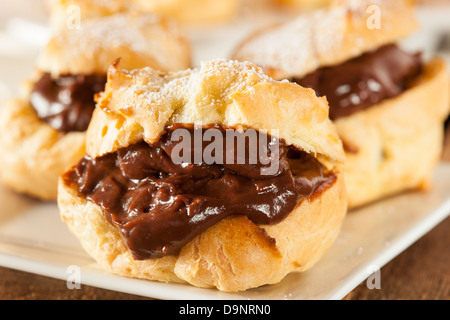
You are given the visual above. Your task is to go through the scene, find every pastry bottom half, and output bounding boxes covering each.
[58,169,347,292]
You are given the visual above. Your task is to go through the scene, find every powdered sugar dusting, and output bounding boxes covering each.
[111,59,278,122]
[235,5,347,79]
[234,0,402,79]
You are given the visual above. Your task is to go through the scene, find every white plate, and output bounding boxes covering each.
[0,1,450,300]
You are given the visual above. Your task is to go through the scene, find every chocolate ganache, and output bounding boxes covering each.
[63,124,337,260]
[30,73,107,133]
[294,44,423,120]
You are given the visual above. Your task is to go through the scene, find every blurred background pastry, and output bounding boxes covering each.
[49,0,239,30]
[274,0,331,10]
[58,59,347,292]
[0,12,191,200]
[48,0,131,32]
[233,0,450,208]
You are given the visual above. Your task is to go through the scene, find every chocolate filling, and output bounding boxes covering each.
[293,44,423,120]
[30,73,107,133]
[63,124,337,260]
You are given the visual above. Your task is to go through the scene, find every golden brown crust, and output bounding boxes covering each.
[87,59,345,163]
[0,12,191,200]
[134,0,239,25]
[276,0,332,10]
[233,0,419,80]
[232,0,450,208]
[0,98,85,200]
[58,170,347,292]
[39,12,191,77]
[58,178,184,284]
[338,59,450,208]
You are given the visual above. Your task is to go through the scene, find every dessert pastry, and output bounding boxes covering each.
[233,0,450,208]
[0,12,191,200]
[49,0,239,30]
[275,0,331,10]
[135,0,239,25]
[58,59,347,292]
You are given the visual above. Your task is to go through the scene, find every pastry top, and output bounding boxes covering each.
[38,12,191,77]
[87,59,345,164]
[233,0,419,80]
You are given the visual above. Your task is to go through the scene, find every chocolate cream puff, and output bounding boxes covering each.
[134,0,239,25]
[58,59,347,292]
[0,12,191,200]
[49,0,239,30]
[233,0,450,208]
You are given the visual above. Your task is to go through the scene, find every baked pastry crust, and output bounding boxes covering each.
[58,59,348,292]
[0,13,191,200]
[48,0,131,32]
[233,0,419,80]
[337,59,450,208]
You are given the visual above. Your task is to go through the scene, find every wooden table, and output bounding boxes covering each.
[1,126,449,300]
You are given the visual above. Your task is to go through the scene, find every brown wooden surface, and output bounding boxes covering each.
[0,125,449,300]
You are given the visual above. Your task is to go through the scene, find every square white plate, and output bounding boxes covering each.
[0,1,449,300]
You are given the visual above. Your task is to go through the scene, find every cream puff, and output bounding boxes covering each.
[0,12,191,200]
[48,0,239,30]
[58,59,347,292]
[233,0,450,208]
